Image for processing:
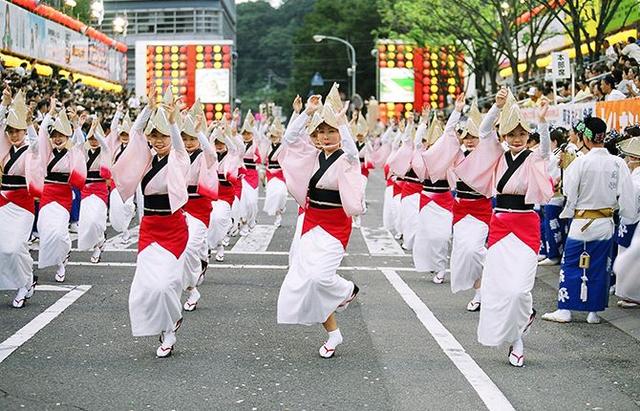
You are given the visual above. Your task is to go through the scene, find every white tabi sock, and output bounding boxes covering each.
[326,329,343,349]
[473,289,481,302]
[512,337,524,355]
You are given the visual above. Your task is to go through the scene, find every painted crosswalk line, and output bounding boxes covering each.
[231,224,278,252]
[360,227,405,256]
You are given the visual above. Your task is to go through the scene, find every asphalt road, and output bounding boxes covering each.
[1,170,639,411]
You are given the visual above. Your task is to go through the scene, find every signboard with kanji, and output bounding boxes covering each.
[551,51,571,79]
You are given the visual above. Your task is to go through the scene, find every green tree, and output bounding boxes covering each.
[288,0,381,106]
[236,0,315,112]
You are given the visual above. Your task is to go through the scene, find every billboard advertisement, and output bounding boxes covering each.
[0,0,126,83]
[380,68,414,103]
[137,41,234,121]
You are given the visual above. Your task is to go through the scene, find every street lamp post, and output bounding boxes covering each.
[313,34,357,98]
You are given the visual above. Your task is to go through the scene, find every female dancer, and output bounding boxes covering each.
[180,105,218,310]
[208,125,241,263]
[0,89,41,307]
[277,92,364,358]
[238,111,261,236]
[446,100,493,310]
[37,101,87,283]
[111,89,189,358]
[455,89,553,367]
[78,118,111,263]
[107,110,139,244]
[263,117,287,227]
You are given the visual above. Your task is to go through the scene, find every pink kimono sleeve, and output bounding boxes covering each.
[411,147,427,180]
[167,124,190,213]
[524,151,554,204]
[422,129,462,181]
[197,152,219,200]
[388,142,414,176]
[111,127,152,202]
[453,132,504,197]
[279,137,318,208]
[337,156,366,216]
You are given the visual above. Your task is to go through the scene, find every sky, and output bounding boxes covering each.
[235,0,283,7]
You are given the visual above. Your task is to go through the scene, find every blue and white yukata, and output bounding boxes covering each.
[556,148,636,312]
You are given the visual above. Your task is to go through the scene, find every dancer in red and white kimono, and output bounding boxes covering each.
[107,110,139,244]
[277,90,365,358]
[78,118,111,263]
[111,89,190,358]
[456,89,553,367]
[262,117,287,227]
[446,100,493,311]
[0,89,42,308]
[37,101,87,283]
[180,103,218,310]
[208,125,240,263]
[238,111,261,236]
[352,113,373,228]
[411,111,454,284]
[388,119,421,250]
[614,134,640,307]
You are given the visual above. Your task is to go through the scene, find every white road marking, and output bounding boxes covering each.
[379,268,514,411]
[231,225,277,252]
[103,225,140,250]
[46,261,416,272]
[360,227,405,256]
[0,285,92,364]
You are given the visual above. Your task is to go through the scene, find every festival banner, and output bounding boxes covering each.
[0,0,125,83]
[521,98,640,131]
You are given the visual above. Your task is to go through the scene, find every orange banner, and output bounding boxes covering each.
[595,99,640,131]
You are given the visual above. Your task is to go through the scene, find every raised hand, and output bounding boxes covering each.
[304,95,322,115]
[147,88,157,110]
[336,101,349,126]
[454,94,465,112]
[292,94,303,114]
[2,87,12,106]
[495,87,508,109]
[538,97,550,123]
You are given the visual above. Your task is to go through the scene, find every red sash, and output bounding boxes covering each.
[487,211,540,253]
[0,189,35,214]
[266,169,285,182]
[232,177,243,200]
[302,206,352,250]
[138,211,188,259]
[184,196,213,227]
[452,197,493,226]
[419,191,454,211]
[81,181,109,205]
[41,183,73,211]
[360,164,370,177]
[392,180,402,196]
[400,181,422,199]
[243,168,259,189]
[217,184,235,206]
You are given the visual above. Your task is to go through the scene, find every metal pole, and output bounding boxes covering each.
[315,35,357,97]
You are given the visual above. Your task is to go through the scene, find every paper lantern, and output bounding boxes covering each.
[431,53,438,60]
[204,54,212,62]
[387,60,395,68]
[180,86,187,94]
[387,110,395,118]
[170,46,178,53]
[431,102,438,109]
[179,79,187,86]
[172,70,179,78]
[205,45,213,53]
[171,54,178,62]
[404,112,411,118]
[397,61,405,68]
[172,86,179,94]
[223,54,231,63]
[387,52,396,60]
[196,45,203,53]
[215,112,223,120]
[214,62,222,69]
[431,94,438,101]
[206,104,214,111]
[213,45,221,53]
[439,102,445,108]
[155,46,163,53]
[171,78,179,86]
[155,79,163,86]
[406,61,413,68]
[180,46,187,54]
[196,54,203,61]
[214,53,222,61]
[386,102,395,110]
[155,54,163,62]
[155,62,163,70]
[197,62,205,69]
[155,70,163,77]
[205,61,213,68]
[163,62,170,70]
[397,44,405,52]
[379,52,386,60]
[223,62,231,69]
[395,103,403,112]
[405,46,413,52]
[387,44,396,52]
[224,104,231,112]
[180,70,187,77]
[156,86,162,94]
[215,103,223,111]
[424,61,431,69]
[405,52,413,60]
[179,62,187,69]
[171,62,179,69]
[222,45,231,53]
[378,44,386,52]
[405,103,413,111]
[379,60,387,68]
[206,112,214,121]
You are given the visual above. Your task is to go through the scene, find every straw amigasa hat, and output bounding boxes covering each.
[618,136,640,158]
[239,111,256,134]
[462,100,483,138]
[52,108,73,137]
[269,116,285,137]
[144,87,174,136]
[498,89,532,135]
[423,115,444,147]
[6,90,29,130]
[181,99,205,138]
[119,113,132,134]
